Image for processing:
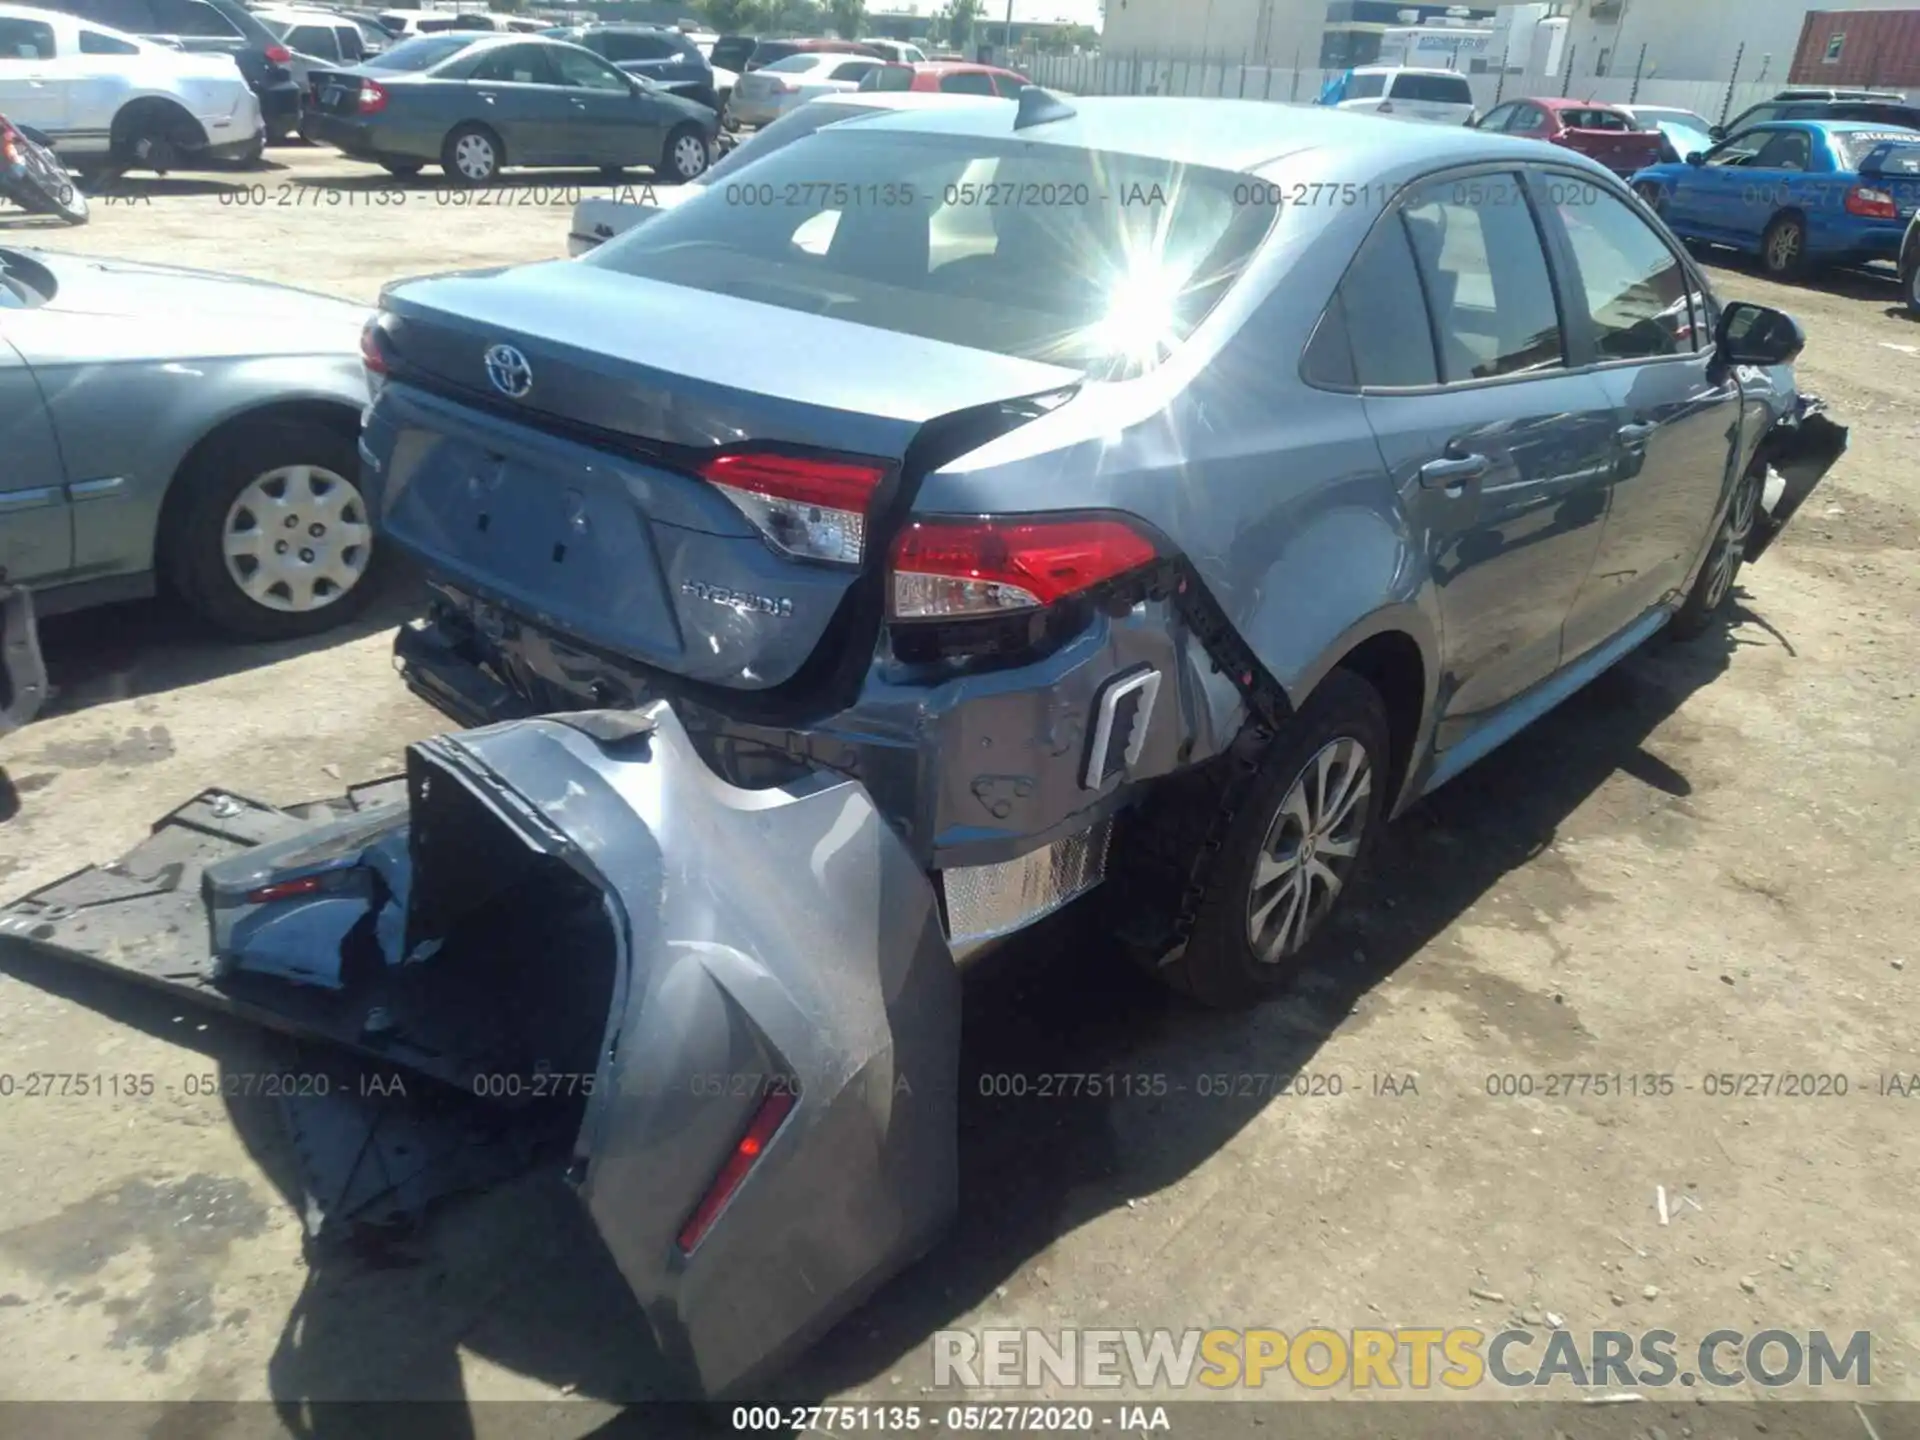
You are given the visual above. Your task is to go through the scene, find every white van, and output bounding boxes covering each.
[1330,66,1475,125]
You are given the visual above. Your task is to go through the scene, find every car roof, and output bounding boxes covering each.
[1531,97,1626,111]
[906,60,1020,75]
[773,49,880,63]
[823,90,1009,111]
[1351,65,1470,77]
[846,95,1531,174]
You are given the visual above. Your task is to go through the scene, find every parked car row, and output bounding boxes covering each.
[3,87,1849,1407]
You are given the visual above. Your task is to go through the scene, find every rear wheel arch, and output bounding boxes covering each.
[1327,629,1427,817]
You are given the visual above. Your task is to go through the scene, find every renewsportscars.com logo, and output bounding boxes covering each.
[933,1327,1873,1392]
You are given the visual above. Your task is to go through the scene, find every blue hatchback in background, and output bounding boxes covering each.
[1629,120,1920,278]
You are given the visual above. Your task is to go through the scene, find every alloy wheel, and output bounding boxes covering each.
[1245,736,1373,965]
[1703,471,1760,612]
[221,465,372,614]
[1767,220,1802,273]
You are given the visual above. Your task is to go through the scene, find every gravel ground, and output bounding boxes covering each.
[0,145,1915,1427]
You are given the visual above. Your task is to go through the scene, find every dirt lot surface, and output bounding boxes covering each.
[0,145,1916,1430]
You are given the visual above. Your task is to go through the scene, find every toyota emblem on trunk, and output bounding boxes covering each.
[484,344,532,398]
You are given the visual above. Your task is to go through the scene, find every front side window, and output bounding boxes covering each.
[0,17,56,56]
[1752,129,1813,170]
[1401,173,1564,383]
[1549,183,1696,358]
[468,43,552,82]
[1706,128,1770,166]
[585,128,1279,377]
[550,43,630,91]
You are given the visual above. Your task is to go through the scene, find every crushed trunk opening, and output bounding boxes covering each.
[0,702,961,1398]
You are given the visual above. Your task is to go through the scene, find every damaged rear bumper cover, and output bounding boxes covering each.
[0,703,960,1399]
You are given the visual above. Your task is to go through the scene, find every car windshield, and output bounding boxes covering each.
[1835,129,1920,167]
[701,101,871,182]
[362,31,472,68]
[710,35,753,69]
[582,127,1280,378]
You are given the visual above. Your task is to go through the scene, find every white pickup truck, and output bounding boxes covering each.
[566,88,1011,257]
[0,2,264,173]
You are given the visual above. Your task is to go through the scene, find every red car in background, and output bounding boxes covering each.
[1472,97,1668,177]
[857,60,1029,97]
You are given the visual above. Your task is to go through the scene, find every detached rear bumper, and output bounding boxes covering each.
[0,703,961,1399]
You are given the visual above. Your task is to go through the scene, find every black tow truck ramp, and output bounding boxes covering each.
[0,703,964,1399]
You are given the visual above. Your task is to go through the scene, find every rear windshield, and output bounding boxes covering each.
[1835,129,1920,167]
[750,39,800,65]
[1347,72,1386,99]
[1391,72,1471,103]
[583,128,1280,378]
[710,35,753,69]
[363,31,470,67]
[866,62,913,90]
[1860,142,1920,175]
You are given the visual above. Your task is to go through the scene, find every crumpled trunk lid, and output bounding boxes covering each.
[0,703,961,1398]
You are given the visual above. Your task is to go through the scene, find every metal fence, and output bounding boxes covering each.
[1016,48,1805,129]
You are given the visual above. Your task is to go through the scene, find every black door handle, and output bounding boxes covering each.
[1617,421,1657,446]
[1419,452,1490,488]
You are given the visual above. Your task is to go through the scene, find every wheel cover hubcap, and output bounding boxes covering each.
[221,465,372,614]
[1704,472,1759,611]
[1245,736,1373,965]
[674,135,706,177]
[456,135,493,178]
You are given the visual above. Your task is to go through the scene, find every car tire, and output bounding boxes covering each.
[657,122,709,185]
[1150,670,1392,1009]
[1904,255,1920,317]
[440,123,502,186]
[380,160,423,178]
[162,418,384,642]
[1668,465,1763,641]
[1761,211,1811,280]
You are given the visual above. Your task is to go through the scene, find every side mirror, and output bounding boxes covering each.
[1685,150,1705,166]
[1708,123,1726,140]
[1717,301,1805,366]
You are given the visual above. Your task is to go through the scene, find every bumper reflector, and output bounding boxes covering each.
[940,819,1112,955]
[676,1083,798,1255]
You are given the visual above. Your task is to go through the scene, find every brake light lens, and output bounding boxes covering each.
[0,120,19,167]
[246,875,327,904]
[890,516,1158,619]
[699,451,887,565]
[676,1084,797,1254]
[1846,184,1898,219]
[358,79,389,114]
[265,42,292,63]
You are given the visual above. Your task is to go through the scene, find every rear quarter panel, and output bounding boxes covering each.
[908,167,1444,779]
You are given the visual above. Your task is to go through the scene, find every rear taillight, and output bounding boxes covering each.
[0,121,19,167]
[265,42,293,63]
[889,516,1158,620]
[245,876,328,904]
[358,79,389,114]
[1847,184,1898,219]
[676,1084,797,1254]
[699,451,887,565]
[360,314,389,403]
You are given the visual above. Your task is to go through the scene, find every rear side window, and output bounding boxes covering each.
[1392,72,1471,103]
[147,0,238,36]
[1549,184,1697,358]
[366,32,470,68]
[585,128,1280,377]
[468,43,552,82]
[0,17,56,55]
[79,25,139,51]
[1836,130,1920,167]
[286,23,339,58]
[940,70,995,94]
[1562,107,1629,130]
[1402,174,1564,383]
[1313,212,1440,388]
[829,59,879,81]
[864,63,912,90]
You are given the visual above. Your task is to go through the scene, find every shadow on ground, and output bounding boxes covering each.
[0,600,1790,1437]
[27,565,425,723]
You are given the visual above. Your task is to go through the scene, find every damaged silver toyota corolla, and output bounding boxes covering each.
[3,95,1850,1398]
